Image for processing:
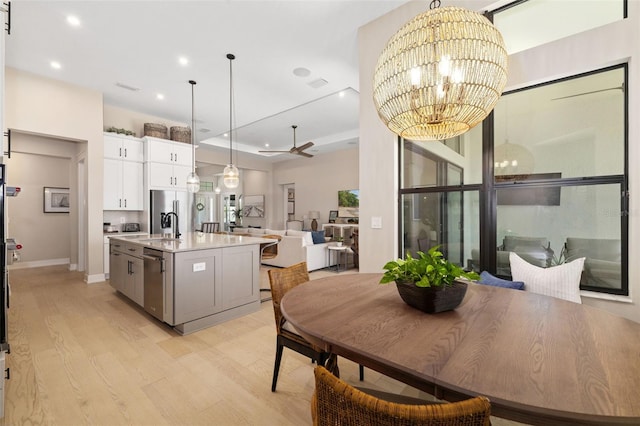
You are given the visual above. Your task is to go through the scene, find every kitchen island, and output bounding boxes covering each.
[109,232,271,335]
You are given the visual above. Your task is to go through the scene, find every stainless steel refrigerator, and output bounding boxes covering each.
[149,190,196,236]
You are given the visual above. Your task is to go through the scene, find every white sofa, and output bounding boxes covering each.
[232,227,337,271]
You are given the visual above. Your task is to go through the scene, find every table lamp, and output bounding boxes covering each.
[309,211,320,231]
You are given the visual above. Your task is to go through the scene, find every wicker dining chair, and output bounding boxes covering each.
[268,262,363,392]
[312,366,492,426]
[201,222,220,233]
[261,234,282,261]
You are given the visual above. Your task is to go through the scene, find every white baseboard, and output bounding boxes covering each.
[7,258,70,270]
[85,273,106,284]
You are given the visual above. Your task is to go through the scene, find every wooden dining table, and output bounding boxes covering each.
[280,273,640,426]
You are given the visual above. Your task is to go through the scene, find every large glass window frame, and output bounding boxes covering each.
[493,0,627,54]
[398,63,628,296]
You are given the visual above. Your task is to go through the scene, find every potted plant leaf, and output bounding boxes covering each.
[380,246,479,313]
[333,235,344,247]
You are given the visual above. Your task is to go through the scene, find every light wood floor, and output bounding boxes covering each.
[1,265,520,425]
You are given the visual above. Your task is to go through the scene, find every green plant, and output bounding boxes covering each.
[380,246,479,287]
[333,235,344,243]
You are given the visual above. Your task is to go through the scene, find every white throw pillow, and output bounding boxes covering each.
[509,252,585,304]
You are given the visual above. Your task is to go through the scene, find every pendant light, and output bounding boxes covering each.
[373,0,508,141]
[223,53,239,189]
[186,79,200,193]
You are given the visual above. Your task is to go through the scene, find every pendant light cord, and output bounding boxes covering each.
[189,80,196,173]
[227,53,235,165]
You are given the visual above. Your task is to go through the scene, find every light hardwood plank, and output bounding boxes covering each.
[0,265,520,426]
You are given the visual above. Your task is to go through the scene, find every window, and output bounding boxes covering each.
[399,65,628,296]
[494,0,627,54]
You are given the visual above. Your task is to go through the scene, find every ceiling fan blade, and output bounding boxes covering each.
[297,151,313,158]
[552,85,624,101]
[297,141,314,151]
[258,150,291,153]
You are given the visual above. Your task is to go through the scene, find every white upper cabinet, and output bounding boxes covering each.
[144,137,194,191]
[144,137,192,167]
[104,133,144,162]
[103,133,144,210]
[104,159,143,210]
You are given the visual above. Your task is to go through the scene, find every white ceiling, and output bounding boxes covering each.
[5,0,408,161]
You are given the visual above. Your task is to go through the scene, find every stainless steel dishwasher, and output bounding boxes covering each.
[143,248,165,321]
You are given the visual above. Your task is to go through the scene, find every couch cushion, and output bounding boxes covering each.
[286,229,314,246]
[509,252,585,304]
[503,236,549,251]
[311,230,326,244]
[478,271,524,290]
[565,238,621,262]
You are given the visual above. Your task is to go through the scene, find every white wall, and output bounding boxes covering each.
[240,169,270,228]
[272,148,358,230]
[359,0,640,321]
[5,67,104,282]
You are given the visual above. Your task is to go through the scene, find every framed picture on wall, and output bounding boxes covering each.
[328,210,338,223]
[242,195,265,217]
[44,187,70,213]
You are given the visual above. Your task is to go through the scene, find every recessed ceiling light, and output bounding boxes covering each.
[265,143,270,148]
[224,132,229,137]
[339,91,345,98]
[178,56,189,66]
[66,15,81,27]
[156,93,164,100]
[50,61,62,70]
[293,67,311,77]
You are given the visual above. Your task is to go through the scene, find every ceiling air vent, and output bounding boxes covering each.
[308,78,328,89]
[115,82,141,92]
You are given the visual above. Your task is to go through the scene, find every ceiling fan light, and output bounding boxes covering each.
[223,164,239,189]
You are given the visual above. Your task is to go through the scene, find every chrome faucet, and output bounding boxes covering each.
[160,212,180,239]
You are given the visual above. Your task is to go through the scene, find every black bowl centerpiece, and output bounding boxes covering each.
[380,246,479,313]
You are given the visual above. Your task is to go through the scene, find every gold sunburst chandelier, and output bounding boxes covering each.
[373,1,508,141]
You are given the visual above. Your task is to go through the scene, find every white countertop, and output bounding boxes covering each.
[109,232,276,253]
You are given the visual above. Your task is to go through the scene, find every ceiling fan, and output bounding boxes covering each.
[551,82,625,101]
[259,125,314,157]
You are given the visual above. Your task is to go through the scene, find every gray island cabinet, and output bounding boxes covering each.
[109,233,270,335]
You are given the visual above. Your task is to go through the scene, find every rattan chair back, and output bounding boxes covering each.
[261,234,283,261]
[268,261,309,333]
[312,366,491,426]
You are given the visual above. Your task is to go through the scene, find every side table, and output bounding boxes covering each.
[327,245,350,272]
